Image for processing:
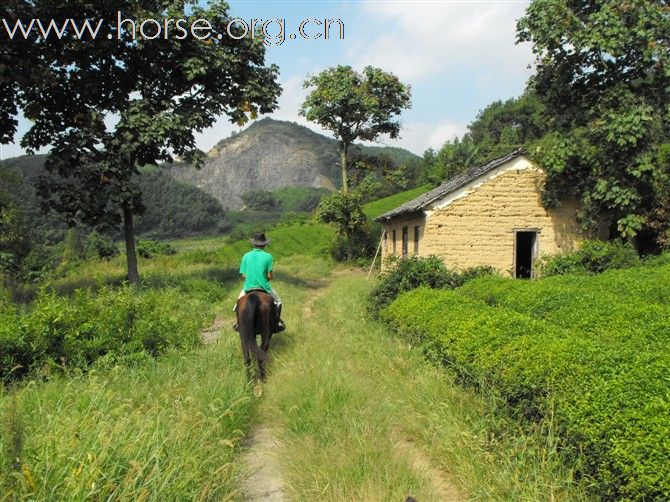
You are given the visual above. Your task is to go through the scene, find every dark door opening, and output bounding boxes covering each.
[402,226,409,258]
[515,231,537,279]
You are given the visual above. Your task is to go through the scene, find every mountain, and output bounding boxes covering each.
[168,118,420,209]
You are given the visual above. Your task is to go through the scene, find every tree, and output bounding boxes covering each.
[315,190,368,261]
[421,93,550,186]
[5,0,281,283]
[241,190,279,211]
[517,0,670,249]
[300,65,411,192]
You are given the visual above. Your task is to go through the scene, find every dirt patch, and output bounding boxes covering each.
[240,426,287,501]
[395,434,464,502]
[201,315,227,344]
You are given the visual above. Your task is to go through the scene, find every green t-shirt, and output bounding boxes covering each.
[239,248,273,293]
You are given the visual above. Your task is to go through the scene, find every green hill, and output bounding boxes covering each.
[363,185,431,219]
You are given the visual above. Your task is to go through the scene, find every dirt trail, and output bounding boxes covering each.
[240,427,286,501]
[237,274,332,501]
[395,433,464,502]
[200,315,226,344]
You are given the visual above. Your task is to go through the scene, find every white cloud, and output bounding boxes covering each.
[356,119,465,155]
[349,1,534,82]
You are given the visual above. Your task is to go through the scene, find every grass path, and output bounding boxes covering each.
[241,266,588,501]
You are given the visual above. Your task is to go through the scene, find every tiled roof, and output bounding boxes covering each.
[375,149,524,221]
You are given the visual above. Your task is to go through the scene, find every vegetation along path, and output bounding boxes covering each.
[0,252,586,500]
[237,265,587,501]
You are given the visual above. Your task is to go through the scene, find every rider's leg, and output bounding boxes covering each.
[232,290,246,331]
[268,287,285,332]
[233,289,245,311]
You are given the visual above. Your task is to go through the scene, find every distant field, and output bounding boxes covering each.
[170,221,336,260]
[363,185,431,219]
[384,260,670,501]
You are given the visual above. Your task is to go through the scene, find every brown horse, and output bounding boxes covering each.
[236,290,275,380]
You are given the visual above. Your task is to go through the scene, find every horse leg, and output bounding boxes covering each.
[240,336,253,380]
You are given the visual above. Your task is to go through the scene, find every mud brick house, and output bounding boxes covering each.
[376,149,586,278]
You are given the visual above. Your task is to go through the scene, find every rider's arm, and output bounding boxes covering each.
[267,272,273,280]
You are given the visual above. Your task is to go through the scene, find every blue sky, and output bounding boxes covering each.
[0,0,534,160]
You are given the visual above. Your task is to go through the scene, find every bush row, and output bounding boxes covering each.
[383,285,670,500]
[0,286,205,382]
[539,239,640,276]
[458,264,670,339]
[369,255,495,314]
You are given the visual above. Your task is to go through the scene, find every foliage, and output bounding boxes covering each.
[272,186,329,212]
[384,261,670,500]
[539,239,639,276]
[316,190,369,260]
[0,286,203,382]
[241,190,279,211]
[301,65,411,192]
[84,231,119,261]
[370,255,494,314]
[422,93,549,185]
[136,240,177,260]
[263,273,589,500]
[8,0,281,283]
[349,152,422,197]
[518,0,670,246]
[0,336,252,499]
[134,169,225,239]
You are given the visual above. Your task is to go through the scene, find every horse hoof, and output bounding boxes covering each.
[253,384,263,397]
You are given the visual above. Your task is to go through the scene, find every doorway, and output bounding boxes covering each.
[515,231,538,279]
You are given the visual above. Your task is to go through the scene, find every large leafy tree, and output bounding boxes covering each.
[517,0,670,248]
[4,0,281,282]
[300,65,411,192]
[315,189,368,261]
[422,93,549,185]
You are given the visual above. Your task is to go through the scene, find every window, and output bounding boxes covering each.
[392,229,396,254]
[402,226,409,258]
[413,226,420,255]
[515,231,538,279]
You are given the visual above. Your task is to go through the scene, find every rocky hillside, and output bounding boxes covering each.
[169,118,419,209]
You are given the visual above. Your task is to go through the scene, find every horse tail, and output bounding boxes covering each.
[240,293,269,363]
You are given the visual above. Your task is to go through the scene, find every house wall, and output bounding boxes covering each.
[420,157,582,276]
[381,214,426,267]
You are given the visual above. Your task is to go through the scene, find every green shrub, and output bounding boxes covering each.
[84,231,119,260]
[136,239,177,259]
[369,256,494,314]
[383,263,670,501]
[539,239,639,276]
[0,286,203,382]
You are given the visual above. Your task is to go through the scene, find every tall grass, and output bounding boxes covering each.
[0,340,254,499]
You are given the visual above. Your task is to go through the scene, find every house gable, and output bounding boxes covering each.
[426,156,536,216]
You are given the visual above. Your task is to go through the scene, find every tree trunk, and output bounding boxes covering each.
[123,205,140,285]
[340,142,349,193]
[345,228,353,261]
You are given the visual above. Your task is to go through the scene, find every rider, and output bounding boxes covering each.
[233,231,285,333]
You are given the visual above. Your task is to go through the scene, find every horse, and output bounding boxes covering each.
[236,290,276,380]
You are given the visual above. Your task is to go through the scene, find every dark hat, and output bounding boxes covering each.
[250,232,270,246]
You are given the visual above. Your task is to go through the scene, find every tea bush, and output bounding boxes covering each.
[383,262,670,500]
[369,255,494,314]
[0,286,204,381]
[539,239,639,276]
